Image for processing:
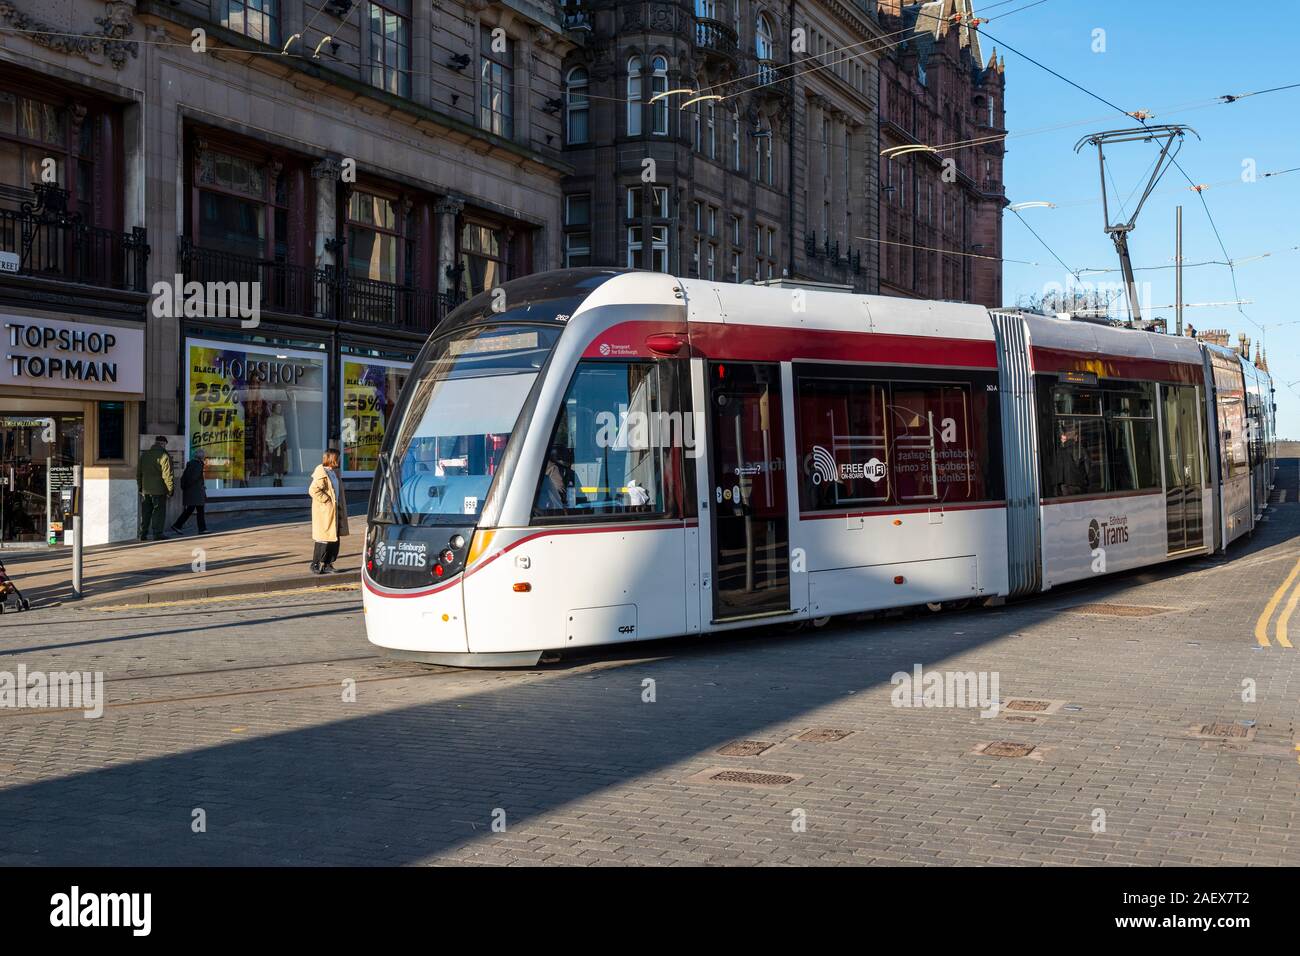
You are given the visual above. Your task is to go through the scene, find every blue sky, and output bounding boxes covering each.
[986,0,1300,436]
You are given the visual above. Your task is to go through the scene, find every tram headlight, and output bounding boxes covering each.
[450,534,466,549]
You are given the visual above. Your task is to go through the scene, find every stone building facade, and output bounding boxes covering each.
[560,0,884,292]
[0,0,572,545]
[877,0,1005,307]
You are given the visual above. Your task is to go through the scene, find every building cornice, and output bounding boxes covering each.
[811,0,890,46]
[136,1,573,179]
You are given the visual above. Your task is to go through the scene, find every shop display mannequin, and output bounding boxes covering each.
[265,403,288,487]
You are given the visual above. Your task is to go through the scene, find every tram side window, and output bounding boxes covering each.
[794,374,992,509]
[890,383,985,502]
[1103,384,1158,492]
[1039,382,1105,498]
[533,361,667,518]
[795,377,889,509]
[1038,379,1158,498]
[1217,395,1248,477]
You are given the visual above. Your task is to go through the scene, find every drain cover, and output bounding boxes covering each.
[1003,715,1039,723]
[710,769,796,786]
[1005,699,1050,712]
[980,741,1036,758]
[797,728,853,743]
[1200,723,1249,738]
[1066,603,1172,617]
[717,740,775,757]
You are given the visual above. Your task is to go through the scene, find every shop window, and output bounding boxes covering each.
[96,401,125,462]
[185,340,326,492]
[533,361,666,518]
[341,358,411,473]
[369,0,412,98]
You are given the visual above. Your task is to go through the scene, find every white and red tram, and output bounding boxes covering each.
[361,269,1276,666]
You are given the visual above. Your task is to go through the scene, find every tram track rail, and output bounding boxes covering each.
[0,652,458,720]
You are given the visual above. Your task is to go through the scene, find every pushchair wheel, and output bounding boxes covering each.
[18,599,29,611]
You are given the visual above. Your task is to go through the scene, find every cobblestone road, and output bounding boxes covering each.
[1,465,1297,866]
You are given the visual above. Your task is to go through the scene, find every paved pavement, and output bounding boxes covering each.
[0,463,1296,866]
[0,508,362,607]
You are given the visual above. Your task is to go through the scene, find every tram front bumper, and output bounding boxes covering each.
[361,570,470,656]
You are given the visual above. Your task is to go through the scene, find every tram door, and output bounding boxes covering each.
[1162,385,1204,553]
[707,362,790,621]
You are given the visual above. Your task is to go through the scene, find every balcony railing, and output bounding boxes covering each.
[0,187,149,293]
[180,240,328,318]
[695,18,738,60]
[179,239,460,333]
[562,3,592,31]
[334,273,449,332]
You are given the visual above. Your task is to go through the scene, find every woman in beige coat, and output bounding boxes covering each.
[308,449,349,573]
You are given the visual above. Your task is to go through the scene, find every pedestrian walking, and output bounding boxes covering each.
[171,448,209,535]
[137,435,175,541]
[308,449,348,573]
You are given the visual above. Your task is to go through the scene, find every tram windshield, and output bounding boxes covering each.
[373,323,562,525]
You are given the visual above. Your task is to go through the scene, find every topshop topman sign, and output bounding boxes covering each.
[1,316,144,395]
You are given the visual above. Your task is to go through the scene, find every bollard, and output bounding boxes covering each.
[71,465,83,599]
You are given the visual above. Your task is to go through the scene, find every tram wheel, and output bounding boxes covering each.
[927,599,973,613]
[811,616,831,628]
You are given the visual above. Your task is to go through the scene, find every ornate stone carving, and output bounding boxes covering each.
[435,197,465,217]
[0,0,140,70]
[310,158,342,180]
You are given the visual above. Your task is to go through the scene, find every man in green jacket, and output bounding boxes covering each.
[137,435,175,541]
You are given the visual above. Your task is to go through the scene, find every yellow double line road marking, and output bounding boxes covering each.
[1254,555,1300,648]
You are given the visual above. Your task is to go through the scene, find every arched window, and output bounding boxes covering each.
[756,14,775,83]
[566,67,589,144]
[651,56,669,135]
[756,14,774,60]
[627,56,642,135]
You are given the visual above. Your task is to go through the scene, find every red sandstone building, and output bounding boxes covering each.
[877,0,1006,307]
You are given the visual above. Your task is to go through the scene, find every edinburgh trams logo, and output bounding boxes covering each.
[374,540,428,569]
[1088,514,1130,549]
[810,445,886,485]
